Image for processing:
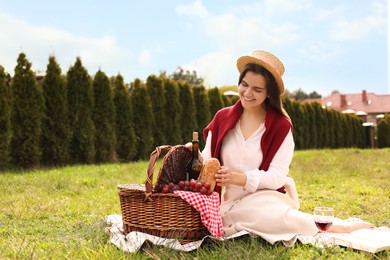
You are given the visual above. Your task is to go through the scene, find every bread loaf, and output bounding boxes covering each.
[198,158,220,191]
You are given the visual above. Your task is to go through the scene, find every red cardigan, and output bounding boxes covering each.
[203,100,293,195]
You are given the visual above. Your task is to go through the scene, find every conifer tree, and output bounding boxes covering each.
[328,109,338,148]
[10,53,44,167]
[377,114,390,148]
[322,109,330,148]
[192,85,211,149]
[67,57,95,164]
[355,117,364,148]
[334,110,343,148]
[312,102,325,148]
[282,96,293,118]
[130,78,154,160]
[113,74,136,161]
[93,70,116,163]
[330,110,338,148]
[345,115,354,147]
[305,103,317,149]
[146,75,167,147]
[208,87,224,118]
[221,94,230,107]
[0,66,11,166]
[163,77,182,145]
[41,56,70,165]
[178,82,197,144]
[291,101,303,149]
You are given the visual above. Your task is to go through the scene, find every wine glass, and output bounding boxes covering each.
[313,207,334,233]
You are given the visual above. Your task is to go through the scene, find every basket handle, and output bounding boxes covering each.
[145,145,173,194]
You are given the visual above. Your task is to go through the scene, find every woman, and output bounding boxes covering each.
[201,50,374,245]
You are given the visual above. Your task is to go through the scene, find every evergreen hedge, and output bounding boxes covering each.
[377,114,390,148]
[10,53,44,167]
[67,57,95,164]
[178,82,197,144]
[92,70,116,163]
[0,54,374,167]
[146,75,167,148]
[130,79,154,160]
[41,56,70,165]
[0,66,11,166]
[163,77,183,145]
[113,74,136,161]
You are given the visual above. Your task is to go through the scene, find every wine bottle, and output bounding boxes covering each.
[190,132,202,180]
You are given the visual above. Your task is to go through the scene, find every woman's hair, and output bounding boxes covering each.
[238,63,290,119]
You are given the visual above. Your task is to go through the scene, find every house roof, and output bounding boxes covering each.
[310,90,390,114]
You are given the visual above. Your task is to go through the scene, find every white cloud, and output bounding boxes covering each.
[263,0,312,14]
[175,1,302,86]
[138,49,151,65]
[298,42,342,62]
[330,2,387,40]
[0,11,131,76]
[176,0,209,17]
[183,51,238,87]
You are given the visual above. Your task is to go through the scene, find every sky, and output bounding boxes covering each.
[0,0,388,97]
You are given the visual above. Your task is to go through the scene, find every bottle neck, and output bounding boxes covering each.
[192,140,199,159]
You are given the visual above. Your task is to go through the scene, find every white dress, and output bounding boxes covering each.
[202,121,319,245]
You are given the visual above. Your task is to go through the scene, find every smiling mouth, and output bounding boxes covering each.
[243,97,254,101]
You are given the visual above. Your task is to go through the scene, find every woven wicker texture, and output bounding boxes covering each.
[118,145,208,244]
[154,145,192,192]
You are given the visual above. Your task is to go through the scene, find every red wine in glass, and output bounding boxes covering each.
[315,220,333,232]
[313,207,334,233]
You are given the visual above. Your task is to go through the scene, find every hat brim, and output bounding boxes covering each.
[237,55,284,94]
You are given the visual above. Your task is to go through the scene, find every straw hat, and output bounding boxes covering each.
[236,50,285,93]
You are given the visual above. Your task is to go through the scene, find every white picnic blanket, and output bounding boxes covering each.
[105,214,384,253]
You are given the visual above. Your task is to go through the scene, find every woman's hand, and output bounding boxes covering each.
[215,166,231,186]
[215,166,246,186]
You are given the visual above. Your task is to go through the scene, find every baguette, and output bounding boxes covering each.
[198,158,220,191]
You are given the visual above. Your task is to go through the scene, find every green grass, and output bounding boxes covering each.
[0,149,389,259]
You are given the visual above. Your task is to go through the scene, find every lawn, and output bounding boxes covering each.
[0,149,389,259]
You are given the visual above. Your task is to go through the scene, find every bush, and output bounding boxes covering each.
[377,114,390,148]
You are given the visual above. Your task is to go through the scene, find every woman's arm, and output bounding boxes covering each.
[215,130,294,191]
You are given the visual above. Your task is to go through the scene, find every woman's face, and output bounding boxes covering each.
[238,71,268,110]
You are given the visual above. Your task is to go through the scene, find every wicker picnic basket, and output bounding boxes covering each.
[118,145,209,244]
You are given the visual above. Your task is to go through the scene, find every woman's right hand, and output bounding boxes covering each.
[216,166,247,187]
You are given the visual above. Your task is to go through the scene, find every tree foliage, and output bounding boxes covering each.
[0,65,11,166]
[41,56,70,165]
[192,85,211,149]
[207,87,225,119]
[10,53,44,167]
[67,57,95,164]
[163,77,183,145]
[1,55,372,167]
[170,67,204,87]
[377,114,390,148]
[113,74,136,161]
[289,88,322,100]
[146,75,167,147]
[93,70,116,163]
[130,79,154,160]
[178,82,198,144]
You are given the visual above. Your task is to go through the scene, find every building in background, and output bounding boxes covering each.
[305,90,390,147]
[319,90,390,125]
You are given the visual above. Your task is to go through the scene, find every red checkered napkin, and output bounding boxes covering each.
[173,190,223,238]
